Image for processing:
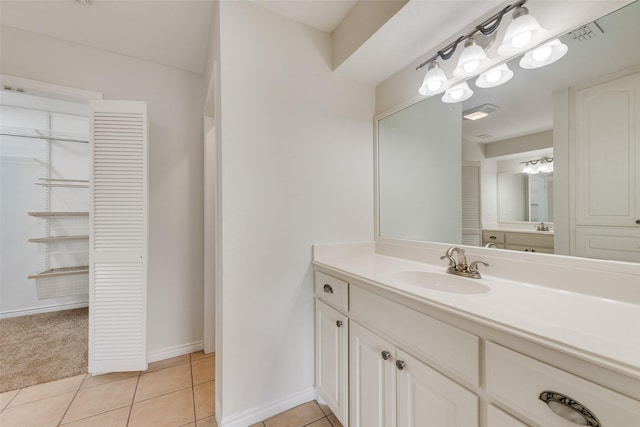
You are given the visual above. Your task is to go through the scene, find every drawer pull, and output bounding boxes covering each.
[381,350,391,360]
[490,235,497,240]
[539,391,600,426]
[336,320,343,328]
[396,360,406,371]
[323,284,334,294]
[636,219,640,225]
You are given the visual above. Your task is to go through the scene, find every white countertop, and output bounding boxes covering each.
[313,251,640,379]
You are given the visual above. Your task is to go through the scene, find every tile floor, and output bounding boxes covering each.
[0,350,342,427]
[0,351,215,427]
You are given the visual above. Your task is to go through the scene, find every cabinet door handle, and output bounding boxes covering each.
[539,391,600,426]
[636,219,640,225]
[336,320,343,328]
[395,360,406,370]
[381,350,391,360]
[490,235,497,240]
[323,284,333,294]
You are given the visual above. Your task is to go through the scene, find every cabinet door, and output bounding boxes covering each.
[316,300,348,426]
[575,71,640,226]
[396,349,478,427]
[350,321,396,427]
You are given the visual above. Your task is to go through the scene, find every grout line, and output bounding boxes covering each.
[190,359,197,424]
[1,388,22,410]
[126,372,142,426]
[54,375,88,427]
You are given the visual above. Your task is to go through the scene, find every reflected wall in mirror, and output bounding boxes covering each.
[376,0,640,263]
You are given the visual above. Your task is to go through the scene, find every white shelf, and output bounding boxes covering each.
[28,211,89,217]
[28,266,88,280]
[0,125,88,143]
[28,235,89,243]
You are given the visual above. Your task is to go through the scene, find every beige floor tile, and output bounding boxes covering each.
[194,380,215,420]
[62,376,137,423]
[135,363,192,402]
[264,401,324,427]
[317,402,332,416]
[147,354,191,372]
[307,419,332,427]
[197,416,218,427]
[0,391,75,427]
[81,371,139,389]
[328,413,343,427]
[128,387,194,427]
[192,357,215,385]
[60,406,130,427]
[0,389,19,410]
[190,351,214,362]
[9,374,86,407]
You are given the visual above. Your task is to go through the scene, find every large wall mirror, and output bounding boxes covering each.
[377,0,640,263]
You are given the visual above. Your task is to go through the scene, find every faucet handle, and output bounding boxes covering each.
[440,255,456,269]
[468,260,489,274]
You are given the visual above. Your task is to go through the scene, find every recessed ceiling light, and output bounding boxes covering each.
[463,104,498,121]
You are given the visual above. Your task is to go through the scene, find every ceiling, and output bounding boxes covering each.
[250,0,357,33]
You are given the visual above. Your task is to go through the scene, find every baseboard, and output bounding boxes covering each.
[0,301,89,319]
[147,341,204,363]
[219,386,316,427]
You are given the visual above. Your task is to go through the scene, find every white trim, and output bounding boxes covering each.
[147,341,204,364]
[0,74,102,102]
[218,387,316,427]
[0,301,88,319]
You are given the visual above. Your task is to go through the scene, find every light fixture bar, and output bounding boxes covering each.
[416,0,528,71]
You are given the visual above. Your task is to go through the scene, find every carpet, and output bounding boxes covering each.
[0,307,88,393]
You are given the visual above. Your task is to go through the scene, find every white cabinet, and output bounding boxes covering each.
[482,230,554,254]
[349,320,396,427]
[315,300,348,425]
[314,271,348,426]
[349,321,478,427]
[573,70,640,261]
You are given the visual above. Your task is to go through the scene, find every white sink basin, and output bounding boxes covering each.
[392,271,490,294]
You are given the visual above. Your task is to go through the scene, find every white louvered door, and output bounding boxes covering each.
[89,101,148,374]
[461,161,481,246]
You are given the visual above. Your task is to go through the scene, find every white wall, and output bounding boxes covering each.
[215,1,374,422]
[1,26,206,357]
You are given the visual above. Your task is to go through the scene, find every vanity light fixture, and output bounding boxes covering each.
[453,38,491,78]
[419,61,450,96]
[415,0,568,104]
[519,38,568,69]
[442,82,473,104]
[475,63,514,88]
[498,5,547,56]
[522,157,553,174]
[463,104,498,121]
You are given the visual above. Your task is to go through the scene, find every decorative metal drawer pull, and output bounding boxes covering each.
[539,391,600,426]
[381,350,391,360]
[336,320,343,328]
[323,284,333,294]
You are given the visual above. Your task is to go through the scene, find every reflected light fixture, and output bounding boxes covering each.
[463,104,499,121]
[522,157,553,174]
[475,63,514,88]
[419,61,450,96]
[498,5,547,56]
[453,38,490,78]
[519,38,568,69]
[442,81,473,103]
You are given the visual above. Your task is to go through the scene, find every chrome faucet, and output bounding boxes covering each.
[440,246,489,279]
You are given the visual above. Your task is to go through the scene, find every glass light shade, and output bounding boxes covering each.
[453,39,490,78]
[522,162,538,174]
[498,7,547,57]
[475,64,514,88]
[418,61,450,96]
[442,81,473,103]
[519,39,568,69]
[538,159,554,173]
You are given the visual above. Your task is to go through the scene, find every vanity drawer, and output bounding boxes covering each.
[507,233,554,249]
[486,342,640,426]
[350,285,479,385]
[314,271,348,312]
[483,231,505,244]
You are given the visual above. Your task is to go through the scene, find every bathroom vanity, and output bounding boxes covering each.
[312,241,640,427]
[482,229,554,254]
